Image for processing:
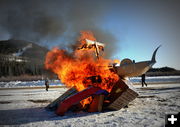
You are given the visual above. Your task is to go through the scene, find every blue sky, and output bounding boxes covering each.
[98,1,180,69]
[0,0,180,69]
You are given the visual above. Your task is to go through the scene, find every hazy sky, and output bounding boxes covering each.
[0,0,180,69]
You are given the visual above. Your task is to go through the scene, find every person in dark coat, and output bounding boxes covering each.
[141,74,147,87]
[45,79,49,91]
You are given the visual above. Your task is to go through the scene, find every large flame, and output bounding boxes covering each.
[78,31,96,44]
[45,31,119,106]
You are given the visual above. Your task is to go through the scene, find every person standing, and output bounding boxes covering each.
[45,78,49,91]
[141,74,147,87]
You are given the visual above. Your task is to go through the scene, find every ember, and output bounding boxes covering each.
[45,31,138,115]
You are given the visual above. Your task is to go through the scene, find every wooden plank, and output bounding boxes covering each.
[107,79,129,103]
[88,94,104,112]
[46,87,77,110]
[108,87,138,110]
[56,87,102,116]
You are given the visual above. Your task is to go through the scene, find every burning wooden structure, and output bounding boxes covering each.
[46,77,138,116]
[45,31,141,116]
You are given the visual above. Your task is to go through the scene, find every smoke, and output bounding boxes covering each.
[0,0,119,57]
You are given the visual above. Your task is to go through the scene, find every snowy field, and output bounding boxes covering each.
[0,80,62,88]
[0,81,180,126]
[0,76,180,88]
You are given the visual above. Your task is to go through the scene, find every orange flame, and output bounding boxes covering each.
[45,31,119,106]
[78,31,96,44]
[113,59,120,64]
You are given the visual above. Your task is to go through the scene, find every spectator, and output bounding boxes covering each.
[141,74,147,87]
[45,78,49,91]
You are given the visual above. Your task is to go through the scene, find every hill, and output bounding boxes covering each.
[0,39,52,79]
[147,67,180,76]
[0,39,49,60]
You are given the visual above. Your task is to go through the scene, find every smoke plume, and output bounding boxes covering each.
[0,0,119,57]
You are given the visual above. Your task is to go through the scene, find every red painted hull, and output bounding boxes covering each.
[56,87,102,116]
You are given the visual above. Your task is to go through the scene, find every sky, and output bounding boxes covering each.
[0,0,180,69]
[104,1,180,69]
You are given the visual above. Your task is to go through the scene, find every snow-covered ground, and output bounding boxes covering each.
[0,76,180,88]
[0,83,180,127]
[130,76,180,84]
[0,80,62,88]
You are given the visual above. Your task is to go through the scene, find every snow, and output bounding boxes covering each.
[130,76,180,84]
[0,76,180,88]
[0,82,180,126]
[0,80,63,88]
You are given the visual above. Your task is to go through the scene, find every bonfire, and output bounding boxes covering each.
[45,31,138,116]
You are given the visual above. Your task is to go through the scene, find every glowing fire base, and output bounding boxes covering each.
[46,79,138,116]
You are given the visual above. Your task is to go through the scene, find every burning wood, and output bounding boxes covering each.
[88,94,105,113]
[78,39,105,59]
[46,79,138,116]
[56,86,103,116]
[45,31,139,116]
